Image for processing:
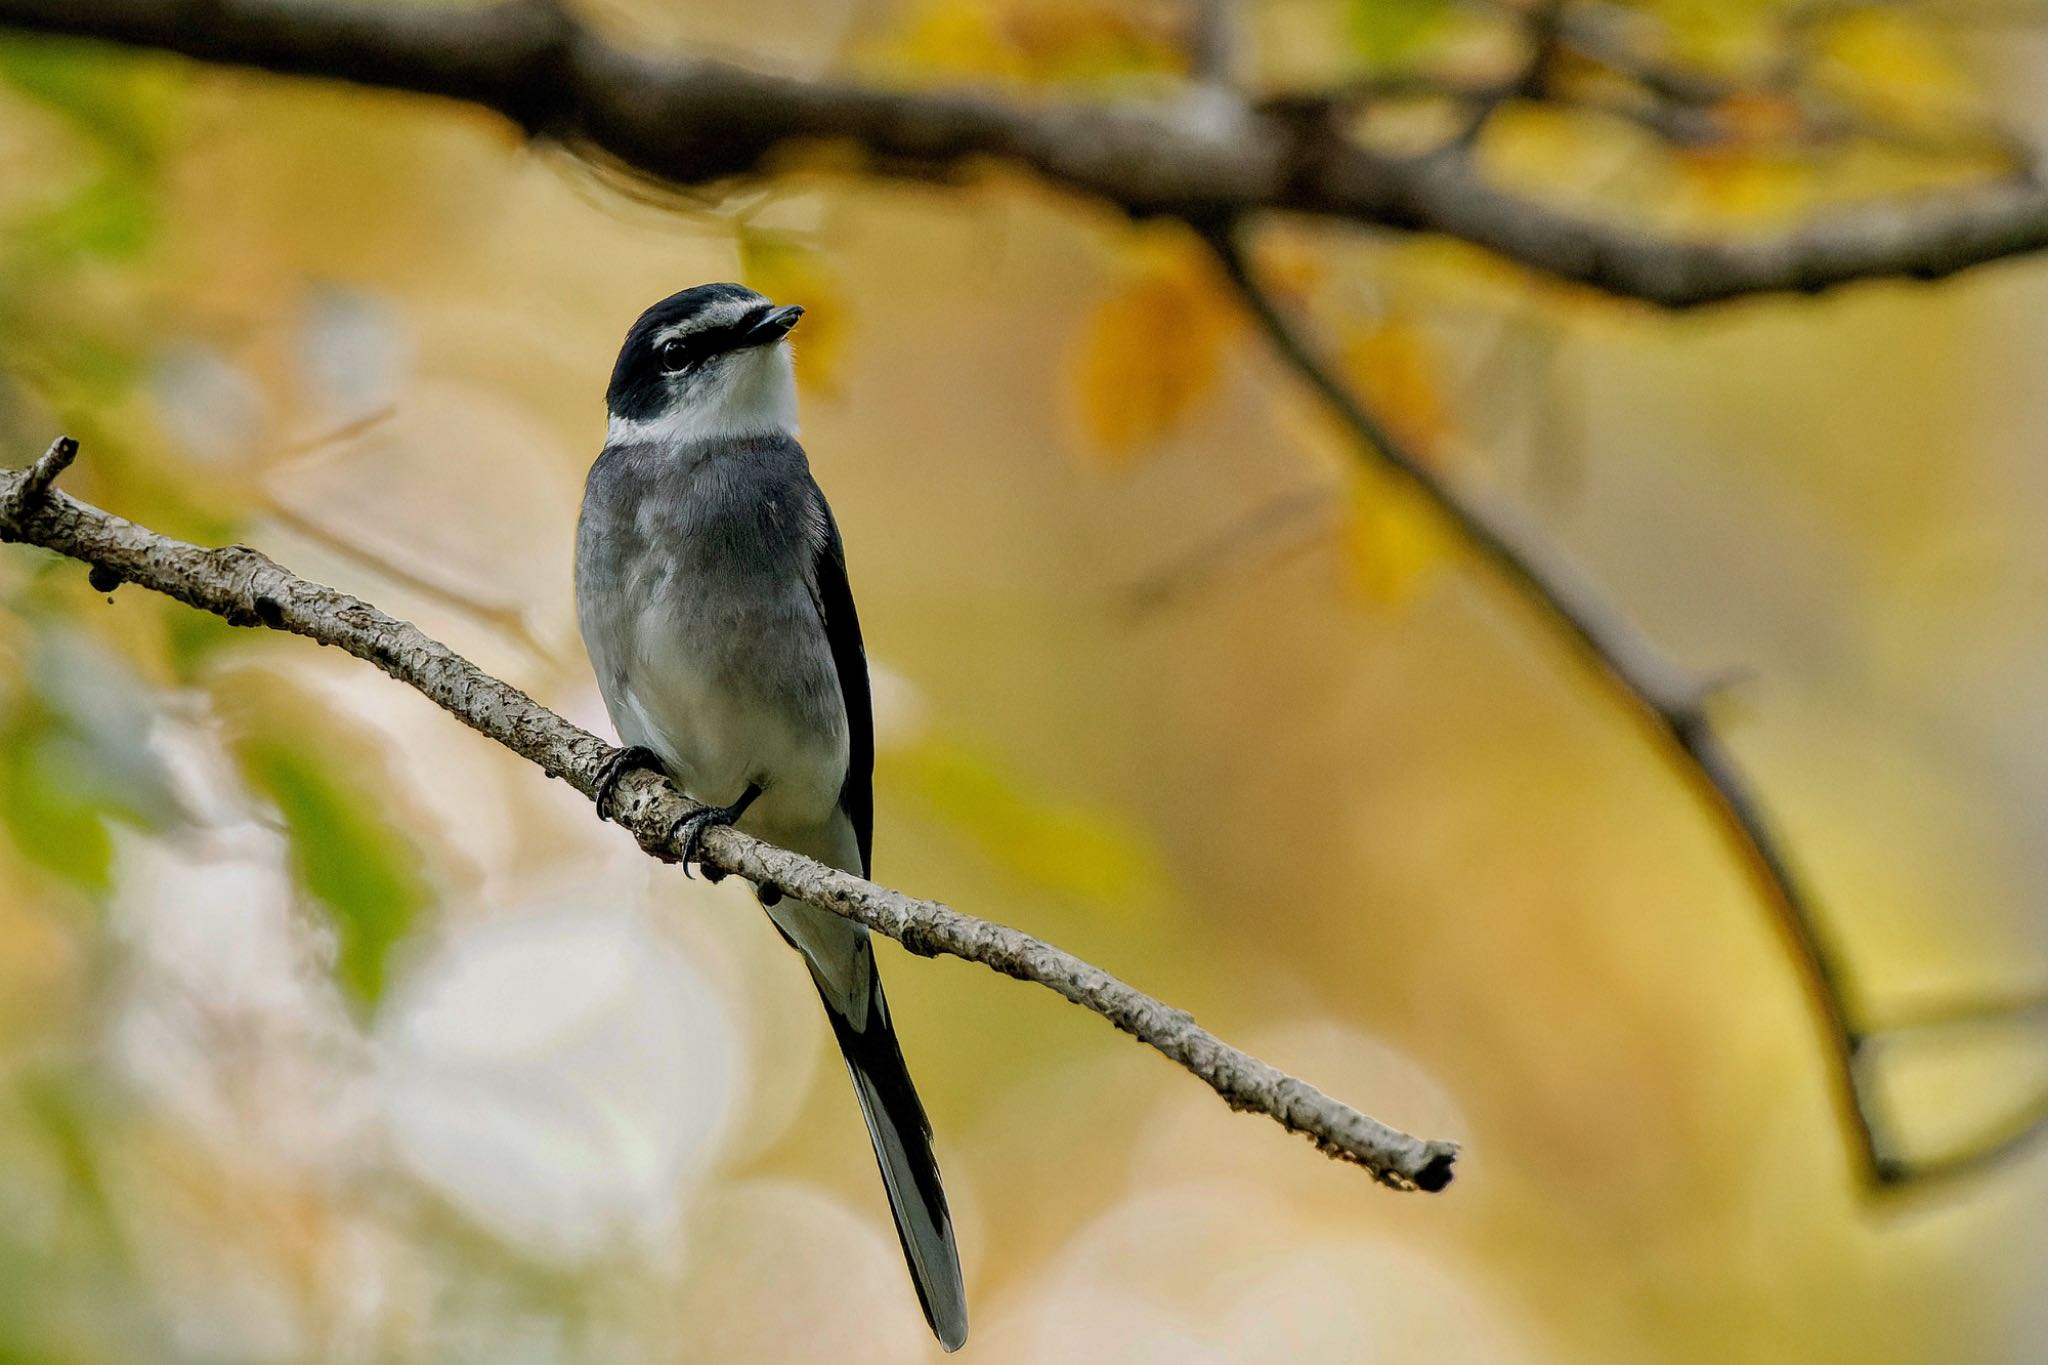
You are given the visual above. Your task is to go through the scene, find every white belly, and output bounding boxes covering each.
[608,621,849,836]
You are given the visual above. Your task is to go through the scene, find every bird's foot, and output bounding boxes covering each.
[595,745,666,823]
[670,783,762,880]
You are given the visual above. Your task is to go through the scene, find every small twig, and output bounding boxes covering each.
[0,440,1460,1194]
[1202,220,2048,1188]
[1187,0,1240,87]
[0,434,78,532]
[1868,985,2048,1037]
[274,405,396,462]
[1123,485,1337,617]
[1441,0,1567,153]
[263,498,561,664]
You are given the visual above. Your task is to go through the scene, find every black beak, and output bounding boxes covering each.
[739,304,803,348]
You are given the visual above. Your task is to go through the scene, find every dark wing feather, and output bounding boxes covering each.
[809,488,874,877]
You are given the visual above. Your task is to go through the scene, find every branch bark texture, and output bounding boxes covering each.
[0,445,1459,1194]
[4,0,2048,307]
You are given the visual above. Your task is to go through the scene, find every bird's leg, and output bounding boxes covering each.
[672,783,763,880]
[594,745,667,823]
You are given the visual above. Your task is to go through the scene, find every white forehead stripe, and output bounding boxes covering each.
[653,297,762,343]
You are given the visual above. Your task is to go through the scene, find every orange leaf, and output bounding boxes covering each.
[1340,314,1456,462]
[1069,248,1237,463]
[1339,468,1452,607]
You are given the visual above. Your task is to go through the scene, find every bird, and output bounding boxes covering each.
[573,283,968,1351]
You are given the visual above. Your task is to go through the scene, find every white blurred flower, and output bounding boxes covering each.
[298,286,409,425]
[669,1179,937,1365]
[376,901,740,1264]
[984,1183,1534,1365]
[867,659,928,751]
[107,821,371,1174]
[151,340,271,467]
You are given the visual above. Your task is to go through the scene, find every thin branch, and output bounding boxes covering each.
[1554,2,2039,170]
[6,0,2048,306]
[0,439,1459,1194]
[1868,985,2048,1037]
[1123,485,1337,618]
[261,498,561,665]
[0,434,78,524]
[1441,0,1566,153]
[1187,0,1240,87]
[1200,221,2047,1187]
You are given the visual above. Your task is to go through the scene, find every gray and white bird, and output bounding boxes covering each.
[574,284,968,1351]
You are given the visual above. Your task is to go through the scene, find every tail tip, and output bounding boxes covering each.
[935,1314,968,1353]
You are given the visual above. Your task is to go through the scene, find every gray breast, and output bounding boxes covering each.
[575,436,849,829]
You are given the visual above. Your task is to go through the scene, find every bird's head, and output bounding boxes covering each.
[605,283,804,446]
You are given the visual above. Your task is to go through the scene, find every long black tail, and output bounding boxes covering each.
[817,958,969,1352]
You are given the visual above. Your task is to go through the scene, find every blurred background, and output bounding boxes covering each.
[1,0,2046,1360]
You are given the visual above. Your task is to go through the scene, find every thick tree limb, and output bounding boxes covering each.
[0,442,1458,1194]
[1202,223,2047,1186]
[4,0,2048,307]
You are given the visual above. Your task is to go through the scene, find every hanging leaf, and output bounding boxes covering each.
[1340,312,1457,462]
[1070,244,1238,463]
[1338,465,1454,608]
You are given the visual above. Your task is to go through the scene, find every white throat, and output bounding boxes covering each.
[606,342,799,447]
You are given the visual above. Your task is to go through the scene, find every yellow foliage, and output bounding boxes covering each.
[882,736,1168,914]
[1713,90,1806,148]
[1674,145,1809,220]
[1338,464,1454,607]
[1247,232,1329,309]
[1069,244,1238,463]
[738,234,849,396]
[1340,313,1456,461]
[889,0,1184,86]
[1814,10,1979,128]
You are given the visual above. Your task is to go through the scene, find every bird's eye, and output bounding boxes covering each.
[657,337,691,373]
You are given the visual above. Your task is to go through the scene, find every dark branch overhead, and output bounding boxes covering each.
[3,0,2048,307]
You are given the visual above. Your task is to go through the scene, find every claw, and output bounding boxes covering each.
[595,745,666,823]
[668,783,762,879]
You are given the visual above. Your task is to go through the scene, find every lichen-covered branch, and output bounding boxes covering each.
[0,442,1458,1194]
[2,0,2048,307]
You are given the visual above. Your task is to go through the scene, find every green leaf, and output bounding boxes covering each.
[238,738,429,1009]
[883,737,1168,912]
[0,629,185,892]
[1348,0,1453,65]
[0,718,116,892]
[0,35,177,167]
[0,37,174,266]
